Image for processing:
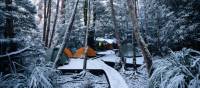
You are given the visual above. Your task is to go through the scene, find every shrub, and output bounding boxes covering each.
[149,48,200,88]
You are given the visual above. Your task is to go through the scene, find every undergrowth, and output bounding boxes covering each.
[149,48,200,88]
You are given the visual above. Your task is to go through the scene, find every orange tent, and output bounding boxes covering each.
[74,47,96,58]
[63,48,73,58]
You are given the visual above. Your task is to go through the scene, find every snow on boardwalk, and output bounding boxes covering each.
[58,59,128,88]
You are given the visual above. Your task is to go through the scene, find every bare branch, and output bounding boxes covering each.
[0,46,30,58]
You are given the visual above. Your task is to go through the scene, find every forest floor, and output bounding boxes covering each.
[120,66,148,88]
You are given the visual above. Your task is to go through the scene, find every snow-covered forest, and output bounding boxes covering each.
[0,0,199,88]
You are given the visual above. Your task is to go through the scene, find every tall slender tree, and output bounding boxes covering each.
[127,0,152,75]
[83,0,88,26]
[4,0,14,38]
[132,35,137,71]
[109,0,125,71]
[83,0,91,71]
[87,0,96,49]
[45,0,52,47]
[49,0,60,47]
[53,0,80,68]
[43,0,48,42]
[60,0,65,24]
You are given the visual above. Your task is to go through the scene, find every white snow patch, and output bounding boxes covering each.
[126,57,144,65]
[98,54,121,63]
[96,37,117,44]
[97,50,115,55]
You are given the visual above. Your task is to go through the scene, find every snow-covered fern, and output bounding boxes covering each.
[28,66,60,88]
[149,48,200,88]
[0,66,60,88]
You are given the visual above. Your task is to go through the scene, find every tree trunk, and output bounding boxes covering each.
[143,0,148,42]
[83,0,88,26]
[156,12,161,55]
[60,0,65,23]
[3,0,17,54]
[132,35,137,71]
[4,0,14,38]
[127,0,152,75]
[3,0,17,74]
[109,0,125,70]
[53,0,79,68]
[45,0,52,47]
[49,0,60,48]
[43,0,48,42]
[87,0,96,49]
[83,0,91,71]
[60,0,65,15]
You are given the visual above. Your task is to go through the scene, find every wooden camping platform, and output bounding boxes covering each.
[58,59,128,88]
[97,54,144,65]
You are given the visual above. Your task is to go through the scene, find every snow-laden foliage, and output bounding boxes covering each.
[0,0,61,87]
[0,73,27,88]
[0,66,60,88]
[149,48,200,88]
[28,66,60,88]
[140,0,200,55]
[35,0,133,47]
[53,0,86,46]
[0,0,45,63]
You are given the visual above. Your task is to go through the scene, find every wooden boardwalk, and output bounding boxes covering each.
[97,54,144,65]
[58,59,128,88]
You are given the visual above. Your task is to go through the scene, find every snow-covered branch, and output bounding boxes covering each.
[0,46,30,58]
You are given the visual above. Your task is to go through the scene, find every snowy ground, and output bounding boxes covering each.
[120,66,148,88]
